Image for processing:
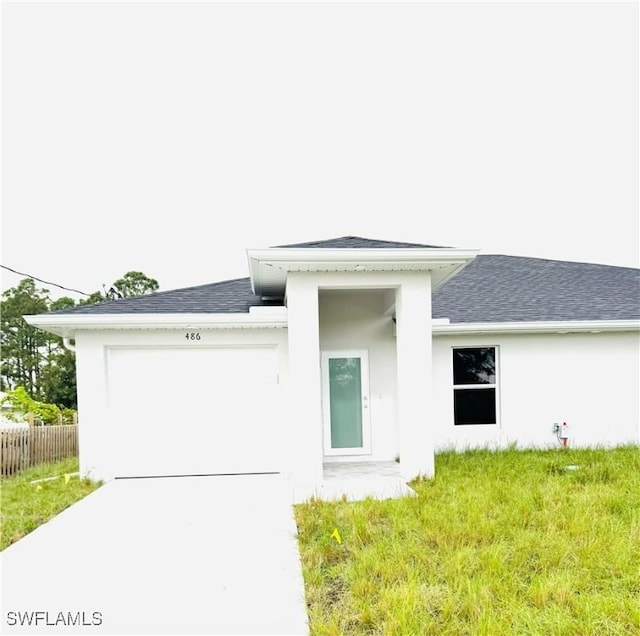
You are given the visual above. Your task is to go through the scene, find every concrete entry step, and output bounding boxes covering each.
[295,461,417,503]
[323,460,404,479]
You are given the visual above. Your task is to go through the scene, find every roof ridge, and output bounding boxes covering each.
[274,236,446,248]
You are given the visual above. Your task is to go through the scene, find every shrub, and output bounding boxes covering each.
[1,386,75,425]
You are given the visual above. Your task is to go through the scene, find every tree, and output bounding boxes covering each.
[1,279,50,397]
[1,271,159,409]
[40,296,77,408]
[78,290,106,306]
[75,271,159,305]
[111,271,159,298]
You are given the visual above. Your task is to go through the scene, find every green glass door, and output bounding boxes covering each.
[322,351,370,455]
[329,357,363,448]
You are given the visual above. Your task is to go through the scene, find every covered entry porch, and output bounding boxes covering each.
[319,288,403,466]
[287,270,436,493]
[246,241,477,501]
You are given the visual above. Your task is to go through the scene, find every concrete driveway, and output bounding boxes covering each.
[1,474,309,635]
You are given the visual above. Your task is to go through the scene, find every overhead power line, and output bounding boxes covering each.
[1,264,91,296]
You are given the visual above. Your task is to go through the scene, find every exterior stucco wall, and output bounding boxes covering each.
[74,328,289,482]
[72,312,638,486]
[319,290,398,461]
[432,331,640,450]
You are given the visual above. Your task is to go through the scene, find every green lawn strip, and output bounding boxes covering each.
[0,458,101,550]
[295,446,640,635]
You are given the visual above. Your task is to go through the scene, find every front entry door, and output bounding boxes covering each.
[322,350,371,456]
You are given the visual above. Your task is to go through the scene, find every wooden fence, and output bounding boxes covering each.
[0,425,78,477]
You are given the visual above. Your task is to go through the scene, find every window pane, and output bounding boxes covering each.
[453,348,496,385]
[454,388,496,425]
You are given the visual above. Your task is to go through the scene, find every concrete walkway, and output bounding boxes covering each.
[1,475,309,635]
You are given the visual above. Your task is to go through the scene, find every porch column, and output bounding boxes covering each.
[286,272,324,486]
[395,272,435,479]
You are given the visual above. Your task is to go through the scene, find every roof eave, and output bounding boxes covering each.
[432,319,640,336]
[23,308,289,338]
[247,247,480,296]
[24,312,639,339]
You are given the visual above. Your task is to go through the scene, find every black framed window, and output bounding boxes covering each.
[453,347,497,425]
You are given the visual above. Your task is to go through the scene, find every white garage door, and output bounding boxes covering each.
[108,347,281,477]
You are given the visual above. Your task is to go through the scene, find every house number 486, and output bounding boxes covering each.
[185,332,201,341]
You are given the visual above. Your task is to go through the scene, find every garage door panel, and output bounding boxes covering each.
[108,347,281,477]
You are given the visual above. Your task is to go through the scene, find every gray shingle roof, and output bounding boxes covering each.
[54,278,262,315]
[433,255,640,322]
[49,247,640,322]
[276,236,446,249]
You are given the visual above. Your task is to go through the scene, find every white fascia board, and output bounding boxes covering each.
[247,247,479,263]
[432,319,640,336]
[247,247,479,295]
[23,310,289,338]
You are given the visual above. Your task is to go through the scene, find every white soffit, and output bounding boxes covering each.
[247,247,479,297]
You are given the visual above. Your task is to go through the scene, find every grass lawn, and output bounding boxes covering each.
[0,458,101,551]
[295,446,640,635]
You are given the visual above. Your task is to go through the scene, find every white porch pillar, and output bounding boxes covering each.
[286,272,324,487]
[395,272,435,479]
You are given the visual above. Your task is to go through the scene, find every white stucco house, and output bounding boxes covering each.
[25,237,640,497]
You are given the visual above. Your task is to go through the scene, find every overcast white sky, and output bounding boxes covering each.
[2,1,638,300]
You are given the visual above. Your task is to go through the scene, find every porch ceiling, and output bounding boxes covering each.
[247,247,478,298]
